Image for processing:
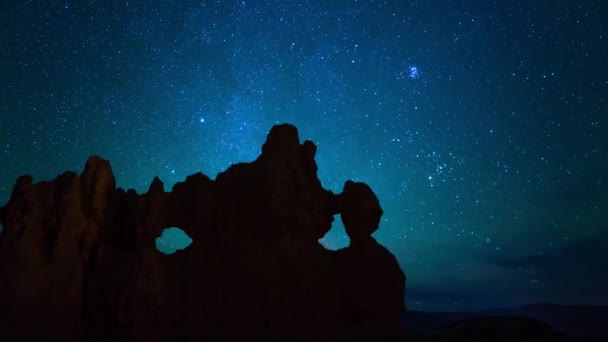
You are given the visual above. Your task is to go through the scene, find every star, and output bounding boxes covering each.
[409,65,420,79]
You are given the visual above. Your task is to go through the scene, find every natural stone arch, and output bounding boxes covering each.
[155,226,193,255]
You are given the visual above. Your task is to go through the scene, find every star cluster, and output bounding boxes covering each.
[1,0,607,311]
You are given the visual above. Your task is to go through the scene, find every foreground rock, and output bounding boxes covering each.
[0,124,407,341]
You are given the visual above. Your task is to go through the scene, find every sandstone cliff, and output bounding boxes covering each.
[0,124,406,340]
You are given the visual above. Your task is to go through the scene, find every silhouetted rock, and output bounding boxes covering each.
[339,180,383,240]
[0,160,115,340]
[337,180,406,329]
[0,124,407,341]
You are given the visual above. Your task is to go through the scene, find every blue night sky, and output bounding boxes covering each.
[1,0,607,311]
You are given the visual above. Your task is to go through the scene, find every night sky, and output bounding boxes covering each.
[1,0,607,311]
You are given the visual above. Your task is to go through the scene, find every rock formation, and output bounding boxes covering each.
[336,181,406,325]
[0,124,407,340]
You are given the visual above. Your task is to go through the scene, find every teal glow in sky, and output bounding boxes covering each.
[1,0,607,311]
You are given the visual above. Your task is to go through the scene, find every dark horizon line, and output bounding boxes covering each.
[406,301,608,314]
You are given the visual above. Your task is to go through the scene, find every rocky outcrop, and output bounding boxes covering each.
[0,124,407,340]
[336,180,406,335]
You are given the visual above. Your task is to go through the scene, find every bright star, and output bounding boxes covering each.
[409,65,420,79]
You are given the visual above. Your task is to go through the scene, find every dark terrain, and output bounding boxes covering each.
[0,124,406,340]
[0,124,605,341]
[403,304,608,341]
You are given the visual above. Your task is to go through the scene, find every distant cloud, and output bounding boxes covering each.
[483,234,608,306]
[407,233,608,311]
[489,235,608,273]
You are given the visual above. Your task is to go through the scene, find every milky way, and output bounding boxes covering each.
[1,0,607,311]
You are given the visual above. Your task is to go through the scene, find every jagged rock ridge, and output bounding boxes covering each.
[0,124,406,340]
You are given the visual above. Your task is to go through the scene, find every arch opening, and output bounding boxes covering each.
[318,214,350,251]
[155,227,193,255]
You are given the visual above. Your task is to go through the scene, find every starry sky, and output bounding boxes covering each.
[1,0,607,311]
